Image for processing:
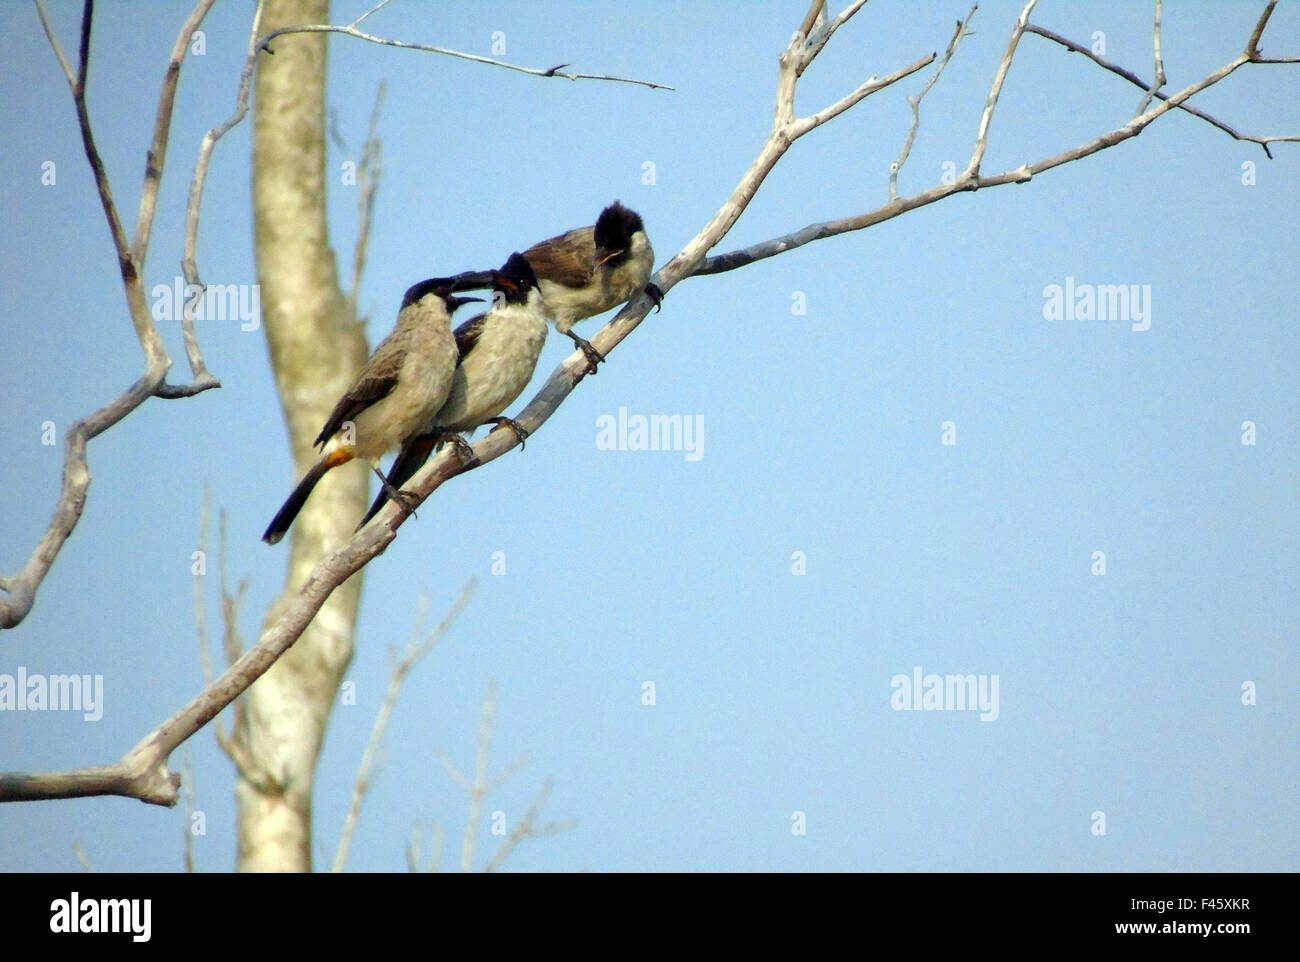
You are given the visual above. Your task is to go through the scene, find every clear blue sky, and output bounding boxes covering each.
[1,1,1296,872]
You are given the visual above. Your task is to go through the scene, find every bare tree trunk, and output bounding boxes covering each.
[244,0,364,872]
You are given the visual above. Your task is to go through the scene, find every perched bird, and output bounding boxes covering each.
[449,202,658,371]
[359,252,548,529]
[262,280,479,545]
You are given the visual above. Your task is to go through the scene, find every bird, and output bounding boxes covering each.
[262,279,479,545]
[448,202,659,372]
[358,252,548,529]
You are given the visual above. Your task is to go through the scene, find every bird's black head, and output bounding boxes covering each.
[594,201,645,254]
[492,252,539,305]
[400,277,482,312]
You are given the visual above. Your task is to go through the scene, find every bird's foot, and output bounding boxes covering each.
[386,485,421,518]
[369,462,418,517]
[438,431,479,467]
[644,282,664,312]
[370,466,420,519]
[569,332,604,374]
[486,416,529,450]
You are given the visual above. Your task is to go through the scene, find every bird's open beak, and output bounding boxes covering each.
[594,247,624,270]
[449,295,484,310]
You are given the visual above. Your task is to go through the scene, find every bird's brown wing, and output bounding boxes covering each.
[525,226,597,289]
[313,342,403,447]
[453,313,487,364]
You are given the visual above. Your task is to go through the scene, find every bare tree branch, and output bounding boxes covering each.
[431,683,568,872]
[72,841,93,872]
[4,1,223,629]
[800,0,866,75]
[1245,0,1276,58]
[1134,0,1165,116]
[1025,22,1298,158]
[132,0,219,265]
[482,779,577,874]
[176,1,267,392]
[965,0,1038,179]
[258,18,674,90]
[698,4,1297,276]
[892,6,977,201]
[405,820,444,872]
[331,580,476,873]
[195,502,279,793]
[182,747,196,873]
[459,682,496,873]
[328,82,386,321]
[795,0,827,49]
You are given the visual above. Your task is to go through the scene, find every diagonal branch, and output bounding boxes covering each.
[35,0,141,330]
[794,54,936,136]
[131,0,218,266]
[1025,22,1296,158]
[965,0,1039,179]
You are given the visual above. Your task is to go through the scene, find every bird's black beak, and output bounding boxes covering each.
[448,295,484,310]
[448,270,497,293]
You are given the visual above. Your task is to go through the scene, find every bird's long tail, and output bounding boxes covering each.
[357,434,441,529]
[263,460,332,545]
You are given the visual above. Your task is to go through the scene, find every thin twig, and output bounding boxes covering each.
[1245,0,1276,58]
[461,682,496,872]
[405,820,445,872]
[1135,0,1166,116]
[350,0,392,30]
[33,1,75,85]
[180,1,270,390]
[193,485,211,696]
[259,20,673,90]
[965,0,1038,179]
[131,0,218,266]
[892,6,977,201]
[800,0,869,76]
[482,780,577,873]
[1025,22,1296,158]
[331,580,476,873]
[329,82,386,320]
[196,500,275,792]
[182,747,195,873]
[72,841,93,872]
